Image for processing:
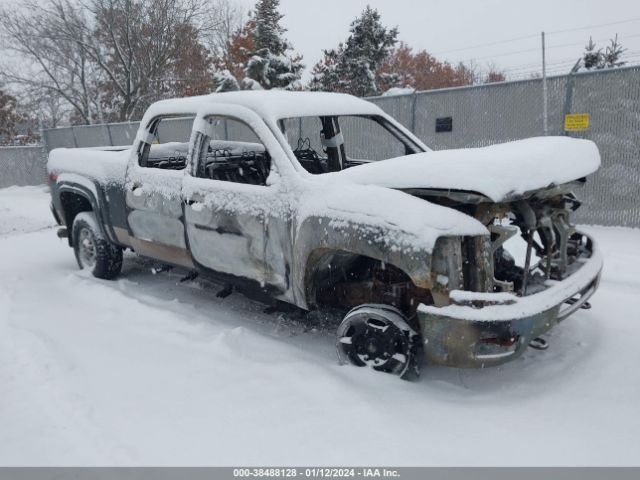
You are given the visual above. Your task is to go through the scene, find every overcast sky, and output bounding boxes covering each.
[2,0,638,82]
[238,0,640,80]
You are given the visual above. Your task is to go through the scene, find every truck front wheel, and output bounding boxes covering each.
[336,304,421,379]
[72,212,122,280]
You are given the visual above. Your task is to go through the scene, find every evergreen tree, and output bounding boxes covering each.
[244,0,303,90]
[254,0,286,55]
[341,6,398,96]
[582,35,626,71]
[583,37,602,70]
[214,70,240,92]
[603,34,626,68]
[309,6,397,96]
[308,47,344,92]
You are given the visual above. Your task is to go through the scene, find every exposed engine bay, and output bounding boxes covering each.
[408,181,593,298]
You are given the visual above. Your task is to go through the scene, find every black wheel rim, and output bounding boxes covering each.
[338,312,412,375]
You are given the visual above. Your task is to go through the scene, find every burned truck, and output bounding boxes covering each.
[47,91,603,378]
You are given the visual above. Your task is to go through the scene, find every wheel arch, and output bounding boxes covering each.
[293,215,436,311]
[57,183,107,246]
[302,246,434,320]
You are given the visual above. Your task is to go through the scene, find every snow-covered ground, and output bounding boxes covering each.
[1,185,639,466]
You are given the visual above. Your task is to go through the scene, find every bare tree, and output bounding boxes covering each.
[16,87,70,129]
[0,0,104,124]
[484,62,506,83]
[79,0,212,120]
[201,0,246,61]
[1,0,213,124]
[374,43,496,93]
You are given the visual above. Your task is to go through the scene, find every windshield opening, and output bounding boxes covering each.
[280,115,424,174]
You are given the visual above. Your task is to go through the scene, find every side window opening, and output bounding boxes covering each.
[194,116,272,186]
[138,115,195,170]
[282,115,423,174]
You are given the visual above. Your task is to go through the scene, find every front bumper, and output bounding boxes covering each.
[418,232,603,368]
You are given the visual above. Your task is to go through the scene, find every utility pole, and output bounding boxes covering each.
[542,31,548,135]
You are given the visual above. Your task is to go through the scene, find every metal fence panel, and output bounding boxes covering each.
[107,122,140,146]
[156,117,193,143]
[225,118,261,143]
[565,68,640,226]
[72,124,111,147]
[368,66,640,227]
[42,127,77,150]
[370,94,415,131]
[299,116,323,152]
[0,146,47,188]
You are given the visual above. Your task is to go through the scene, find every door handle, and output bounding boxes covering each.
[184,198,205,209]
[184,193,205,207]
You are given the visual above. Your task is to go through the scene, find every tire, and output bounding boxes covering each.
[72,211,122,280]
[336,304,422,379]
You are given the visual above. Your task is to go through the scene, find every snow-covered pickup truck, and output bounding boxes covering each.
[47,91,603,378]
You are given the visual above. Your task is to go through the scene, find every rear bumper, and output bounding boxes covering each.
[418,232,603,368]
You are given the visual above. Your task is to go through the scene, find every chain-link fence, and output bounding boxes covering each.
[366,66,640,227]
[2,65,639,226]
[41,121,141,150]
[0,146,47,188]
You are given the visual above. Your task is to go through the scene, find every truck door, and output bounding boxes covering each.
[124,114,194,267]
[182,106,290,292]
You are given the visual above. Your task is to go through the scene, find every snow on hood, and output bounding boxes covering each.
[331,137,601,202]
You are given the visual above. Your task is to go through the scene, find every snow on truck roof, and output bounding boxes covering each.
[143,91,383,122]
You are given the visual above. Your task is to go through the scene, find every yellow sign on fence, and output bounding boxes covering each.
[564,113,590,132]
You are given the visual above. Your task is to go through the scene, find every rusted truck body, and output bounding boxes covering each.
[47,91,603,378]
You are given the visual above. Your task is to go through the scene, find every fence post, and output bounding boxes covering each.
[542,31,548,136]
[410,92,418,134]
[39,123,48,184]
[561,59,582,137]
[71,126,79,148]
[106,123,114,146]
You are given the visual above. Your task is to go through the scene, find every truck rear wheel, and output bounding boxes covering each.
[72,212,122,280]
